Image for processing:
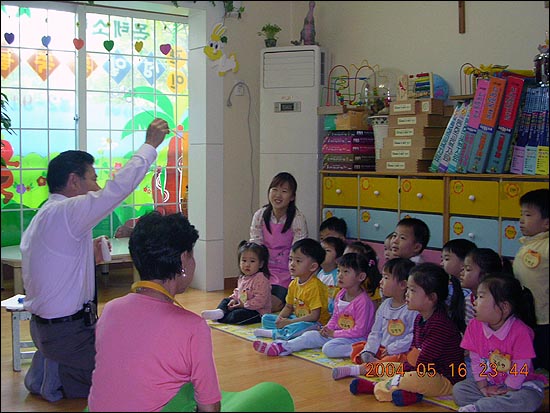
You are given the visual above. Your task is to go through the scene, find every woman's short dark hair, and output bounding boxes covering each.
[129,211,199,281]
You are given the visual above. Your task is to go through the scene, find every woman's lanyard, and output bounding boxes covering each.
[131,281,185,309]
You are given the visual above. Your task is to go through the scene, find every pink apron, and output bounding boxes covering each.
[263,221,294,289]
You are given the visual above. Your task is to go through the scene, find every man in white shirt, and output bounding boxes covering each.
[21,118,170,400]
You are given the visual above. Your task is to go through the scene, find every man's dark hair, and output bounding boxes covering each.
[47,150,95,193]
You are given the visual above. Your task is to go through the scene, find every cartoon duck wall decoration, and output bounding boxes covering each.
[203,23,239,76]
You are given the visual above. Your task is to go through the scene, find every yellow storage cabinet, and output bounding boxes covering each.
[323,176,358,206]
[359,177,398,209]
[449,179,499,217]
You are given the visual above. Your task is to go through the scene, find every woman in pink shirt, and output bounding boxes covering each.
[250,172,308,312]
[88,212,294,412]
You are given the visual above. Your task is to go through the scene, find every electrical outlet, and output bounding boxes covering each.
[234,81,244,96]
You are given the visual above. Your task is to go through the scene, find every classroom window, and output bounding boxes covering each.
[1,3,189,246]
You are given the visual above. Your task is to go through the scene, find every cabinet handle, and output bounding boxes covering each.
[374,223,380,229]
[468,232,475,239]
[416,193,423,199]
[335,188,342,195]
[468,195,475,201]
[374,190,380,196]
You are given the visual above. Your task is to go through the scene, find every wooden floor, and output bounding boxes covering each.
[2,263,548,412]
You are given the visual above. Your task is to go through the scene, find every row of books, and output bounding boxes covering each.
[430,76,548,175]
[321,130,376,171]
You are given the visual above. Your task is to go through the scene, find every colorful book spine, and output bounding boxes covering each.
[323,153,375,164]
[485,76,525,173]
[321,143,376,155]
[323,135,375,145]
[441,102,471,173]
[510,87,536,174]
[327,130,373,137]
[522,87,543,175]
[456,79,490,173]
[535,88,549,175]
[467,76,507,173]
[429,104,460,172]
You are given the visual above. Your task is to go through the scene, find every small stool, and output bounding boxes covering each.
[1,295,37,371]
[9,308,36,371]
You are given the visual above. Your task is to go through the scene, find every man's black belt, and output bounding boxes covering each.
[33,309,85,324]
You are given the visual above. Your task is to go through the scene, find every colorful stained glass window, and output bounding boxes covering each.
[1,3,189,246]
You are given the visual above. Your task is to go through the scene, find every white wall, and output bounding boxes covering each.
[218,1,548,286]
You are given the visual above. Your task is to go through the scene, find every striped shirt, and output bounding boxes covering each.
[408,307,465,384]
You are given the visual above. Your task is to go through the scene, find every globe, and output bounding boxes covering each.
[432,74,449,100]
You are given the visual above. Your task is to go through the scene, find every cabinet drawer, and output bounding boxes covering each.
[359,209,397,242]
[322,207,358,239]
[400,178,444,213]
[449,216,499,248]
[323,176,358,206]
[449,179,499,217]
[499,181,549,218]
[359,177,398,209]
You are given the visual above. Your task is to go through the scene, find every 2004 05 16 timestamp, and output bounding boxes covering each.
[364,362,471,378]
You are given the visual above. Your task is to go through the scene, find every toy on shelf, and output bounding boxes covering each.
[321,60,396,116]
[397,72,449,101]
[457,63,536,98]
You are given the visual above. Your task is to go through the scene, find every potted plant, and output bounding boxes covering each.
[258,23,281,47]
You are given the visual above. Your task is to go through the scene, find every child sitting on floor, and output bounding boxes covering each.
[253,253,375,358]
[344,241,382,308]
[318,236,347,314]
[349,263,465,407]
[453,274,547,412]
[201,241,271,325]
[253,238,330,341]
[332,258,417,380]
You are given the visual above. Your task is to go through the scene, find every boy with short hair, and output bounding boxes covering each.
[513,188,549,371]
[253,238,330,341]
[389,217,430,263]
[319,216,348,241]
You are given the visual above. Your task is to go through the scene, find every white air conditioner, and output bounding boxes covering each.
[259,45,329,238]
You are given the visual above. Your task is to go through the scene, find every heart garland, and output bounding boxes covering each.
[4,33,165,55]
[73,38,84,50]
[4,33,15,44]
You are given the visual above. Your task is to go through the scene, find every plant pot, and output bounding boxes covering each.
[264,38,277,47]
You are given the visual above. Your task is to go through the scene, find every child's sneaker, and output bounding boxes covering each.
[252,340,285,356]
[457,404,478,412]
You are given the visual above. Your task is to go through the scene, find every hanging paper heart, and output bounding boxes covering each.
[134,41,143,53]
[103,40,114,52]
[4,33,15,44]
[41,35,51,48]
[160,43,171,55]
[73,38,84,50]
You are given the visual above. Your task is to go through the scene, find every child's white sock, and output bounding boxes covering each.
[253,328,273,338]
[332,365,361,380]
[201,309,224,321]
